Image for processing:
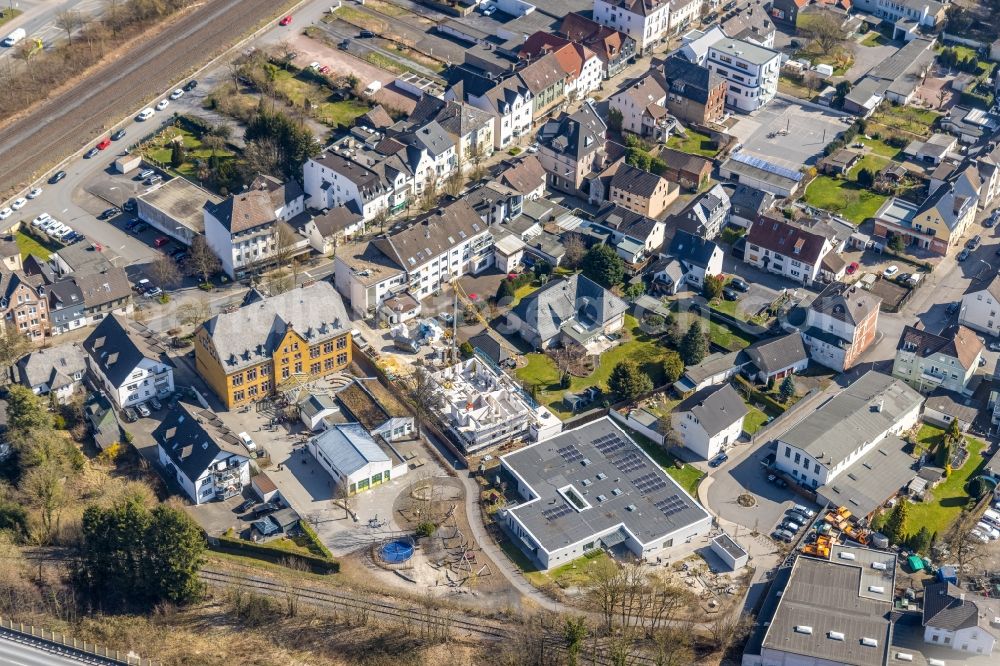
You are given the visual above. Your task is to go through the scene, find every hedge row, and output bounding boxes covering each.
[299,520,335,560]
[211,535,339,574]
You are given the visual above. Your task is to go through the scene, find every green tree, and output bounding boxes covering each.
[563,616,589,666]
[779,375,796,403]
[884,500,909,544]
[909,526,932,555]
[856,168,874,188]
[945,417,962,445]
[244,105,320,180]
[608,360,653,401]
[679,322,707,366]
[170,142,185,168]
[969,477,992,499]
[936,440,952,468]
[6,385,52,435]
[624,281,645,301]
[581,244,625,289]
[534,260,553,277]
[496,279,515,303]
[662,351,685,383]
[888,234,905,253]
[607,107,623,132]
[703,274,725,300]
[78,497,205,610]
[459,341,475,359]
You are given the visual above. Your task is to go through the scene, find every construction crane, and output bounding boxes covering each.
[449,278,520,364]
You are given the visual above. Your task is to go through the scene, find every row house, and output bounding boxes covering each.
[802,282,881,372]
[536,103,607,197]
[448,68,534,150]
[608,74,672,140]
[519,33,603,100]
[604,161,678,219]
[656,55,728,125]
[406,96,495,171]
[745,217,833,286]
[593,0,671,54]
[590,203,668,260]
[558,12,637,79]
[517,53,568,123]
[674,183,730,239]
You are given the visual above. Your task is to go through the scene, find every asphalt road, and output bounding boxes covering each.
[0,636,97,665]
[0,0,104,61]
[0,0,289,197]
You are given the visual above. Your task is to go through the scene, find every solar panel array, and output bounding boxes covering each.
[611,451,647,474]
[632,472,667,495]
[542,503,573,521]
[653,495,686,518]
[731,151,803,182]
[557,444,584,464]
[592,432,627,455]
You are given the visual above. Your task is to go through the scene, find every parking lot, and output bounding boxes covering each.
[730,97,853,172]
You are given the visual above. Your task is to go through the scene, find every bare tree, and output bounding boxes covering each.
[150,255,181,290]
[176,300,211,329]
[467,140,488,181]
[803,10,847,55]
[946,514,988,573]
[651,626,695,666]
[563,234,586,269]
[187,237,221,284]
[0,325,34,367]
[587,556,626,633]
[55,11,83,45]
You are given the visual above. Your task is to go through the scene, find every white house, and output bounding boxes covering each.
[453,73,534,150]
[303,147,393,221]
[671,383,748,459]
[959,275,1000,338]
[155,401,251,505]
[922,582,998,658]
[308,422,408,495]
[892,324,984,395]
[499,417,712,570]
[83,314,174,410]
[802,282,882,372]
[608,74,669,136]
[666,230,723,288]
[593,0,671,54]
[745,218,833,286]
[706,37,780,112]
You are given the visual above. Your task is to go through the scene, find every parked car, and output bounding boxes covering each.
[138,168,156,180]
[137,108,155,121]
[155,99,169,111]
[482,3,497,15]
[111,129,127,141]
[125,218,141,231]
[169,88,184,100]
[846,261,859,275]
[173,252,188,264]
[122,406,138,423]
[729,277,750,292]
[709,452,729,468]
[252,502,280,518]
[946,301,960,315]
[154,236,169,247]
[27,187,42,199]
[985,214,997,228]
[787,510,811,525]
[771,529,794,543]
[971,529,989,543]
[989,341,1000,352]
[967,234,982,250]
[358,29,375,38]
[0,208,11,221]
[135,402,151,418]
[339,38,350,50]
[279,14,292,25]
[84,147,99,159]
[234,499,256,514]
[31,214,51,227]
[10,197,26,211]
[722,287,739,301]
[183,79,198,91]
[145,175,162,186]
[760,453,775,468]
[131,222,148,233]
[882,265,899,278]
[958,248,972,261]
[122,198,136,213]
[96,137,111,150]
[792,504,815,518]
[98,207,120,220]
[781,520,801,532]
[49,170,67,184]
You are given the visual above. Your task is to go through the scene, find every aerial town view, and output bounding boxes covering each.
[2,0,1000,663]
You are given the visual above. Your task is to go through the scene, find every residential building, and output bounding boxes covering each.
[559,12,637,79]
[844,38,937,115]
[607,162,677,219]
[922,582,998,657]
[656,55,727,125]
[802,282,881,372]
[675,183,730,239]
[742,332,808,385]
[852,0,944,28]
[303,140,394,220]
[608,74,672,140]
[671,383,748,459]
[874,166,980,256]
[83,314,174,409]
[308,423,408,495]
[499,417,712,570]
[496,156,547,200]
[536,103,607,196]
[593,0,671,54]
[706,37,780,112]
[297,206,365,256]
[155,401,251,505]
[445,67,534,150]
[135,177,222,246]
[70,268,133,327]
[334,199,494,314]
[335,377,415,442]
[819,148,863,176]
[666,229,724,288]
[668,0,703,35]
[892,324,984,394]
[0,269,49,343]
[407,95,495,170]
[745,217,833,285]
[767,0,809,27]
[747,545,896,666]
[959,275,1000,337]
[519,33,603,99]
[494,234,526,273]
[17,342,87,403]
[512,273,628,349]
[679,26,727,66]
[517,53,568,122]
[719,0,775,47]
[728,183,775,227]
[429,358,561,453]
[774,371,922,511]
[977,142,1000,209]
[659,147,713,190]
[0,237,22,273]
[590,203,667,257]
[195,282,351,410]
[46,280,85,335]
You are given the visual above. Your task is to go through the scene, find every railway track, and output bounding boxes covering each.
[0,0,290,195]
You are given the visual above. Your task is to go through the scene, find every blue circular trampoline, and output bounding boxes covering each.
[381,539,414,564]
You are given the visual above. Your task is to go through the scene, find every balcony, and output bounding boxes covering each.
[919,370,945,385]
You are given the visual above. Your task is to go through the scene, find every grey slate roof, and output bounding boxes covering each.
[201,281,349,373]
[373,198,488,270]
[817,434,916,517]
[811,282,881,327]
[778,371,923,469]
[668,229,720,270]
[609,163,666,199]
[745,333,807,377]
[659,55,724,105]
[84,314,170,387]
[53,241,115,275]
[18,342,86,392]
[537,104,606,161]
[512,273,627,345]
[154,401,247,481]
[672,383,748,437]
[469,329,512,365]
[502,417,710,554]
[311,423,389,476]
[922,582,1000,633]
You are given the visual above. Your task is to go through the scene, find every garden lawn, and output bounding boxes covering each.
[708,320,753,350]
[861,32,890,47]
[516,315,670,418]
[509,281,541,308]
[743,407,770,436]
[144,127,237,181]
[0,9,22,27]
[15,231,55,261]
[870,106,940,138]
[858,136,903,160]
[318,100,372,127]
[803,154,890,224]
[620,424,704,496]
[667,129,718,158]
[906,436,986,539]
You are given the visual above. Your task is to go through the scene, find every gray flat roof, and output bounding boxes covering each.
[713,532,747,560]
[817,435,917,517]
[710,36,780,66]
[761,546,894,666]
[778,372,922,469]
[137,177,221,235]
[502,417,710,555]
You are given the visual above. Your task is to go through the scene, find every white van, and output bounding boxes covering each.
[363,80,382,96]
[2,28,26,47]
[237,431,257,453]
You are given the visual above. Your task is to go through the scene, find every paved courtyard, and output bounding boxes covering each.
[730,96,853,172]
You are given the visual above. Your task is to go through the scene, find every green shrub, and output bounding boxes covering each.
[416,522,436,537]
[299,520,334,559]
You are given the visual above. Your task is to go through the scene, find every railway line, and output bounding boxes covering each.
[0,0,290,195]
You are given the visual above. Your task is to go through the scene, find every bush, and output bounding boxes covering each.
[299,520,334,559]
[416,522,436,537]
[508,147,522,156]
[198,282,212,291]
